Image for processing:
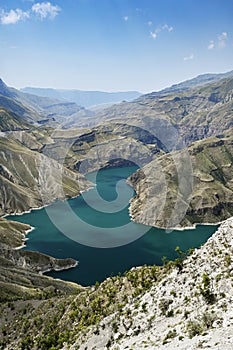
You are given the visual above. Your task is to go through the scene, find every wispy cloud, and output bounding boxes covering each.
[184,53,194,61]
[149,23,173,40]
[123,16,128,22]
[208,31,228,50]
[150,30,158,40]
[32,2,61,20]
[0,9,29,24]
[218,31,227,48]
[162,24,173,32]
[208,40,215,50]
[0,2,61,25]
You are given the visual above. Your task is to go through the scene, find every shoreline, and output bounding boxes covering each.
[130,215,223,231]
[40,260,79,275]
[3,182,95,220]
[3,202,53,219]
[14,226,35,250]
[128,206,224,232]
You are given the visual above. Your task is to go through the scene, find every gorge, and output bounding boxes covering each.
[0,71,233,350]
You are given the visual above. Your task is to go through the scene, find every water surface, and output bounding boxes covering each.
[8,166,217,286]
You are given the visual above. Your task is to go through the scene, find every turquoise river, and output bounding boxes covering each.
[8,166,217,286]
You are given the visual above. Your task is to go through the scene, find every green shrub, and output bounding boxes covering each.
[20,336,33,350]
[186,320,203,338]
[199,272,216,304]
[163,329,177,342]
[159,299,173,315]
[166,309,174,317]
[224,253,231,267]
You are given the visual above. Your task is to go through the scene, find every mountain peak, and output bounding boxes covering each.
[0,79,17,99]
[0,78,7,89]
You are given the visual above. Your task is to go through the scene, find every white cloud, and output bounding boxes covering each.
[162,24,173,32]
[218,31,227,48]
[218,31,227,40]
[0,2,61,25]
[32,2,60,19]
[150,31,158,40]
[184,53,194,61]
[123,16,128,22]
[208,32,228,50]
[149,23,173,40]
[147,21,153,27]
[208,40,215,50]
[0,8,29,24]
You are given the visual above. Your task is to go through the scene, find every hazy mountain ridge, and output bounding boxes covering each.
[0,79,91,126]
[21,87,142,108]
[155,70,233,94]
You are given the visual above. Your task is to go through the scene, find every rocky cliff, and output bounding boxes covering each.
[0,136,90,215]
[129,133,233,229]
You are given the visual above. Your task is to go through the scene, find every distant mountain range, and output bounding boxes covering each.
[0,78,92,128]
[158,70,233,94]
[21,87,142,108]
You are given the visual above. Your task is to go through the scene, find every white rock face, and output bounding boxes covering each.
[67,217,233,350]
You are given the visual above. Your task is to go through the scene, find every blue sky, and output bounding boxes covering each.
[0,0,233,92]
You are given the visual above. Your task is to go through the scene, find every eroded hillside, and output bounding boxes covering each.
[129,132,233,229]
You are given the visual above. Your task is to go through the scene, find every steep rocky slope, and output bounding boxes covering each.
[0,108,29,132]
[129,133,233,229]
[0,136,90,215]
[69,217,233,350]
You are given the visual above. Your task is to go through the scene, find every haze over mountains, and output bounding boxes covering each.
[21,87,142,108]
[0,78,93,127]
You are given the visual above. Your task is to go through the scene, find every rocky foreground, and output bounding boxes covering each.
[67,218,233,350]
